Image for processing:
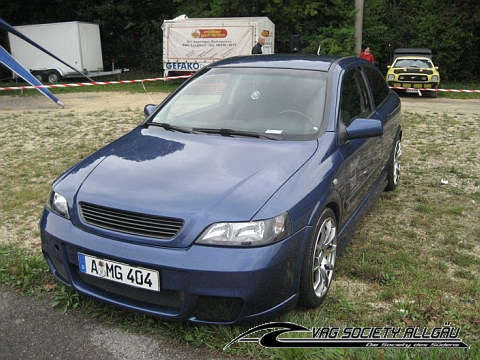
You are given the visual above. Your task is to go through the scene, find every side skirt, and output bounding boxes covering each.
[336,170,388,255]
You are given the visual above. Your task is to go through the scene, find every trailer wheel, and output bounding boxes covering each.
[47,71,62,83]
[32,71,45,83]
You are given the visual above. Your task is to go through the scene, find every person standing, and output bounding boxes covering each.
[359,46,375,63]
[252,36,265,54]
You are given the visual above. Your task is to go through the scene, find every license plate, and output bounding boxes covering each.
[406,88,420,93]
[78,253,160,292]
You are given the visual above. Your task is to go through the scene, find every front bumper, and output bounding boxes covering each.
[40,208,309,324]
[387,81,439,89]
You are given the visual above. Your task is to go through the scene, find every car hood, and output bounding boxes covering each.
[60,126,317,245]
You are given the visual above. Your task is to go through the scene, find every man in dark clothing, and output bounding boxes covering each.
[252,36,265,54]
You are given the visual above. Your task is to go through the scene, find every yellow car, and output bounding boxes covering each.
[386,48,440,97]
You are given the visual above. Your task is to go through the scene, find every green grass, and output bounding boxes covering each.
[438,82,480,99]
[0,90,479,359]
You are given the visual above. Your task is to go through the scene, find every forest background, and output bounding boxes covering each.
[1,0,479,82]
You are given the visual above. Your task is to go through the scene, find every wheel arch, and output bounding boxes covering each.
[307,190,343,229]
[397,125,403,140]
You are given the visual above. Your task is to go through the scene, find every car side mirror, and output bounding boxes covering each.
[387,65,391,69]
[345,118,383,140]
[144,104,158,118]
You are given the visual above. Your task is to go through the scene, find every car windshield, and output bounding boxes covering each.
[393,58,434,68]
[150,67,327,139]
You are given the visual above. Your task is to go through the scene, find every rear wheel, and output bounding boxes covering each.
[299,208,337,308]
[47,70,61,83]
[386,134,402,191]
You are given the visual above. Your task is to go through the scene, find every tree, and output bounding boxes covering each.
[1,0,478,80]
[363,0,480,80]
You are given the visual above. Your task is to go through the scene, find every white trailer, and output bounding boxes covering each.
[162,16,275,77]
[7,21,127,83]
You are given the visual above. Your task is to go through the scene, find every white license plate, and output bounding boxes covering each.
[406,88,420,93]
[78,253,160,292]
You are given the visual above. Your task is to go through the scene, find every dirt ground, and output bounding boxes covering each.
[0,91,169,113]
[1,90,478,118]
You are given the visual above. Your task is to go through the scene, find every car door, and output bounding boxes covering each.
[337,67,384,221]
[364,65,401,169]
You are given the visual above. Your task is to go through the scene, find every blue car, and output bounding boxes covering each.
[40,54,402,324]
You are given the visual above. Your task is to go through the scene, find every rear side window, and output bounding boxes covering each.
[364,67,390,107]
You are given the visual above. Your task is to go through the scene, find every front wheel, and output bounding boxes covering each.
[32,71,45,83]
[299,208,337,308]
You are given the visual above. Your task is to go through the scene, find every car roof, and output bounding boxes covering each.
[208,54,348,72]
[395,56,431,60]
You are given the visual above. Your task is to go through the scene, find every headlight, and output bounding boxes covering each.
[431,75,439,82]
[196,213,291,247]
[387,74,395,81]
[47,190,70,219]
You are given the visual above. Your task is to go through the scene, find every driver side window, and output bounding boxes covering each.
[340,68,371,126]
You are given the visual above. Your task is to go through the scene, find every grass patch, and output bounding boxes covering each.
[0,93,479,359]
[438,82,480,99]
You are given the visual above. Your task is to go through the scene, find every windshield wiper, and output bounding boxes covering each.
[147,122,193,134]
[193,127,281,140]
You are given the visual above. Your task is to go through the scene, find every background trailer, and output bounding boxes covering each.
[162,16,275,77]
[8,21,126,83]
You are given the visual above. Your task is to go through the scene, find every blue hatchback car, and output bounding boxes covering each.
[40,54,402,324]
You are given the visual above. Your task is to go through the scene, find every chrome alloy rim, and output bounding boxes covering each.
[393,140,402,185]
[312,217,337,298]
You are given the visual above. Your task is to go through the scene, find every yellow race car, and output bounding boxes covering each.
[386,48,440,97]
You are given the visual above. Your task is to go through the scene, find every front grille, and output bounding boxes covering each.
[80,202,184,239]
[398,75,428,82]
[79,272,185,311]
[394,69,433,75]
[194,295,243,322]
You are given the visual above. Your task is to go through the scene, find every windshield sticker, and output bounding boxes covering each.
[250,91,261,100]
[266,129,283,134]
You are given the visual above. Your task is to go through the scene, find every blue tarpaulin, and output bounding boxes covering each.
[0,46,64,106]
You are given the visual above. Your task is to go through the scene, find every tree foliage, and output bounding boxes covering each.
[1,0,478,81]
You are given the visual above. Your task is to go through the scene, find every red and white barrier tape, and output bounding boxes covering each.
[389,86,480,94]
[0,77,479,94]
[0,75,192,91]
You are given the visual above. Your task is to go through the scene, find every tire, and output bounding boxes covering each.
[386,133,402,191]
[424,89,437,98]
[299,208,337,308]
[47,71,61,83]
[32,71,45,83]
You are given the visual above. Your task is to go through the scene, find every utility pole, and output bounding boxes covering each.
[354,0,364,55]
